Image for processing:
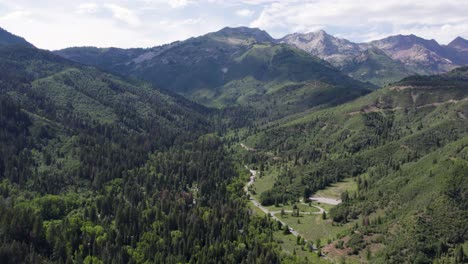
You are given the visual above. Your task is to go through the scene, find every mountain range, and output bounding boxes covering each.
[56,27,468,88]
[55,27,374,121]
[0,25,467,264]
[281,30,468,86]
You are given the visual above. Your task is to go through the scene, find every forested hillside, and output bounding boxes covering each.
[56,27,374,122]
[242,67,468,263]
[0,42,295,263]
[1,26,467,264]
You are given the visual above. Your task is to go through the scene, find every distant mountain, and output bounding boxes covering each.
[281,30,468,86]
[207,26,274,44]
[448,36,468,51]
[341,47,413,86]
[445,36,468,65]
[0,27,34,47]
[369,34,455,74]
[280,30,363,66]
[55,26,468,94]
[56,27,373,120]
[281,31,414,86]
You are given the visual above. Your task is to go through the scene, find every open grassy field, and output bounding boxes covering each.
[273,230,330,264]
[313,178,358,199]
[277,212,351,244]
[250,166,279,201]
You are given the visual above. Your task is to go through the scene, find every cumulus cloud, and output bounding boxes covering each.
[104,4,141,26]
[235,9,254,17]
[249,0,468,43]
[0,10,32,20]
[167,0,194,8]
[1,0,467,49]
[77,3,99,14]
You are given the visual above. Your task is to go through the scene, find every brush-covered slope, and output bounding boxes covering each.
[243,67,468,263]
[56,27,374,117]
[342,47,413,87]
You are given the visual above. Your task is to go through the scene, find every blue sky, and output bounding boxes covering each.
[1,0,467,50]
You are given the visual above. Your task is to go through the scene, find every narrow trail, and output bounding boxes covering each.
[243,164,326,238]
[243,166,300,237]
[241,143,334,260]
[348,97,468,116]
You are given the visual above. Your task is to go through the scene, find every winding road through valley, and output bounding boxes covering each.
[243,165,326,238]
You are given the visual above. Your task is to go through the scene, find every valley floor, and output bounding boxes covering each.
[242,144,361,263]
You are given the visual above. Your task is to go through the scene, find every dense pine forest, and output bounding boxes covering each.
[0,26,467,264]
[0,43,286,263]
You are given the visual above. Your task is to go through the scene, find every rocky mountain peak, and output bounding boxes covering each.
[448,36,468,49]
[280,30,361,58]
[371,34,442,54]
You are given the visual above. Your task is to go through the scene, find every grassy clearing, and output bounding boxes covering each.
[261,202,321,214]
[277,212,351,244]
[250,167,279,201]
[313,178,358,199]
[273,231,329,263]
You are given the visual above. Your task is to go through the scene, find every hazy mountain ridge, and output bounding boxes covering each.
[55,26,468,88]
[55,27,374,121]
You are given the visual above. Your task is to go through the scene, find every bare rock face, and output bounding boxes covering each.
[281,30,468,83]
[280,31,413,86]
[369,35,456,74]
[280,30,363,67]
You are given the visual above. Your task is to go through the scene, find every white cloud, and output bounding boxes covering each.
[235,8,254,17]
[2,0,468,50]
[167,0,194,8]
[0,10,32,20]
[250,0,468,43]
[159,17,202,27]
[104,4,141,26]
[77,3,99,14]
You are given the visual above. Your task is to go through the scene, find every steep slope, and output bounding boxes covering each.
[281,31,468,87]
[445,36,468,65]
[0,34,293,263]
[448,36,468,52]
[0,44,212,188]
[281,31,414,86]
[280,30,362,67]
[341,47,412,86]
[56,27,374,120]
[242,67,468,262]
[0,27,34,47]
